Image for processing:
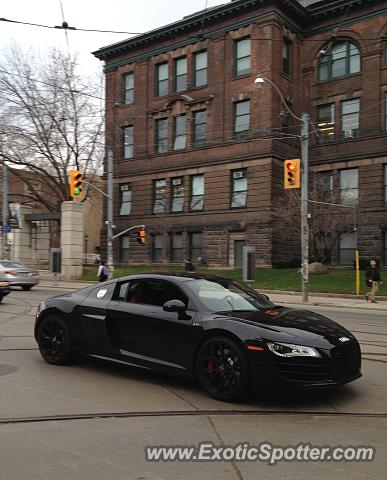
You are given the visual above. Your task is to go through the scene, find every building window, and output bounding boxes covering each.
[282,39,292,76]
[189,232,202,262]
[119,184,132,216]
[194,51,207,87]
[318,41,360,81]
[341,98,360,139]
[317,104,335,141]
[123,72,134,104]
[316,171,333,195]
[339,232,356,266]
[152,235,163,262]
[120,236,130,263]
[234,100,250,137]
[384,231,387,265]
[190,174,204,211]
[171,177,184,213]
[156,62,168,97]
[384,92,387,132]
[153,179,166,214]
[234,38,250,76]
[384,165,387,206]
[156,118,168,154]
[192,110,207,146]
[171,233,183,263]
[123,126,133,159]
[340,168,358,206]
[231,169,247,208]
[173,115,187,150]
[174,57,187,92]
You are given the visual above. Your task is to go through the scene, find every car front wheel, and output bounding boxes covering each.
[22,285,32,291]
[37,315,74,365]
[196,336,249,402]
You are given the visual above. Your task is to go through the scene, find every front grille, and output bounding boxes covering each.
[330,343,361,380]
[274,356,331,383]
[273,342,361,384]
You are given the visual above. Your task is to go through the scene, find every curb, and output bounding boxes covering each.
[259,289,387,302]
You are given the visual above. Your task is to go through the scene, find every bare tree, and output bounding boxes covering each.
[0,44,104,211]
[272,177,369,264]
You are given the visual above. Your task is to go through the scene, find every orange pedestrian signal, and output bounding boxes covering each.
[69,170,84,199]
[136,229,146,245]
[284,159,300,189]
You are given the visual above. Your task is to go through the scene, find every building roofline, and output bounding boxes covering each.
[92,0,307,61]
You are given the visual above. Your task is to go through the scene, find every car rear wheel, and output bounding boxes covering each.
[22,285,32,291]
[0,296,4,303]
[37,315,74,365]
[196,336,249,402]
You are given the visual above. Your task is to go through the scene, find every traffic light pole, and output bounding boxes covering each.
[1,162,8,259]
[107,150,114,278]
[301,113,310,303]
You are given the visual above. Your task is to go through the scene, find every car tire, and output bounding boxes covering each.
[196,335,249,402]
[22,286,32,291]
[37,314,74,365]
[0,296,4,303]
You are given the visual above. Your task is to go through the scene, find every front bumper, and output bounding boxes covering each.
[248,342,362,392]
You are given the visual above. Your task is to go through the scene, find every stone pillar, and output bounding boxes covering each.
[10,205,33,265]
[61,201,83,281]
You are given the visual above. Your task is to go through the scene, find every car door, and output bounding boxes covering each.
[105,279,200,373]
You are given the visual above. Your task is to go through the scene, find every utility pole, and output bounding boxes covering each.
[107,150,114,278]
[1,162,8,259]
[301,113,309,303]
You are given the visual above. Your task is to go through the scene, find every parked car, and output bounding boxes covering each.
[34,273,361,402]
[0,260,40,290]
[0,280,11,302]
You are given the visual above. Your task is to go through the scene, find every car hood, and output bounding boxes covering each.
[219,307,356,348]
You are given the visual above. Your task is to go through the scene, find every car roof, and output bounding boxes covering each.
[115,272,236,283]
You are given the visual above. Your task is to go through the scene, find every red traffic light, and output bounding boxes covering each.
[286,162,296,172]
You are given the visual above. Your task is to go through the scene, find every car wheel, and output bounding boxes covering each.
[196,335,249,402]
[22,286,32,291]
[37,315,74,365]
[0,296,4,303]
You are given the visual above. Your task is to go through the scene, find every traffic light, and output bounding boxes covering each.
[69,170,84,199]
[284,159,300,189]
[136,228,146,245]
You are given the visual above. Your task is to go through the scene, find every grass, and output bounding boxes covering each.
[82,265,387,296]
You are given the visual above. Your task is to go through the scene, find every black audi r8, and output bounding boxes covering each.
[34,273,361,401]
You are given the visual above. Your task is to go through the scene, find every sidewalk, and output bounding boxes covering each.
[37,278,387,311]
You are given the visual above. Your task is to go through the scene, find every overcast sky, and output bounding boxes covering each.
[0,0,227,77]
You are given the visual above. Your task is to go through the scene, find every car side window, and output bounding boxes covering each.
[116,282,130,301]
[127,280,188,307]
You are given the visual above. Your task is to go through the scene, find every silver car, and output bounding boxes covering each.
[0,260,40,290]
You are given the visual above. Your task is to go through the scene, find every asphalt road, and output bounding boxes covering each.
[0,286,386,480]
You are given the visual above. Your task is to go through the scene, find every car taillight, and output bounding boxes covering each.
[4,269,16,275]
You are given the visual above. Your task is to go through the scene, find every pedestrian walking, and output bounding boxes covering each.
[184,258,196,272]
[97,261,109,282]
[365,259,383,303]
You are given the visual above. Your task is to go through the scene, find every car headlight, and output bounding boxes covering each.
[267,342,321,358]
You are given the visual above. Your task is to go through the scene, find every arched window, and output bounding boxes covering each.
[318,41,360,81]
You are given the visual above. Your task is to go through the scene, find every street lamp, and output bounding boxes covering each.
[255,75,310,303]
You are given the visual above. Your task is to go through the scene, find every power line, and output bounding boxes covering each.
[0,17,383,42]
[0,17,142,35]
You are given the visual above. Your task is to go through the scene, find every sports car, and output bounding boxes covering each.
[34,273,361,401]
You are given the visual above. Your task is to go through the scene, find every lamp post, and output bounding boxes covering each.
[255,76,310,303]
[84,234,89,263]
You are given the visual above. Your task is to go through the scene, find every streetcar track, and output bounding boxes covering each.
[0,409,387,426]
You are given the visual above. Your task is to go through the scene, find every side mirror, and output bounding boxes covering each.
[163,299,190,320]
[261,294,270,302]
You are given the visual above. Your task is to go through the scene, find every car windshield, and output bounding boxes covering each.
[0,261,25,268]
[186,279,274,312]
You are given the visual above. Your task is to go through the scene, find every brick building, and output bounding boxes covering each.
[93,0,387,267]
